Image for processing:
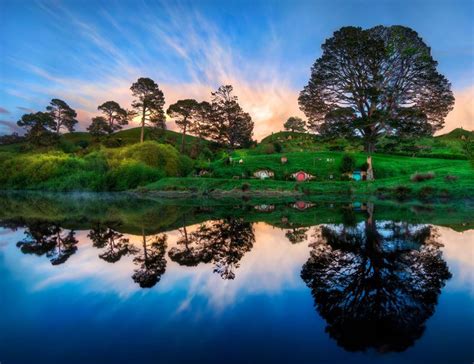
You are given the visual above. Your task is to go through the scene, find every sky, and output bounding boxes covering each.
[0,0,473,139]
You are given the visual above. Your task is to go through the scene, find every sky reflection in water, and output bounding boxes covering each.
[0,203,473,364]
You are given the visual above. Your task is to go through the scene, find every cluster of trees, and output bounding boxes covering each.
[17,99,79,146]
[13,25,455,153]
[15,78,254,150]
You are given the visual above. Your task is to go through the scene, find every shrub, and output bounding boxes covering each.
[77,140,90,149]
[178,155,194,176]
[106,161,164,191]
[394,185,412,200]
[418,186,435,200]
[115,141,181,176]
[264,143,275,154]
[241,183,250,192]
[273,141,283,153]
[339,154,355,173]
[444,174,458,182]
[410,171,435,182]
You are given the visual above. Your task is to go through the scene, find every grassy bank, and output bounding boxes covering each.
[142,158,474,200]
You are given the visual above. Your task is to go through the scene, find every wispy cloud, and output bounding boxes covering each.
[0,107,10,114]
[4,1,302,139]
[3,1,470,138]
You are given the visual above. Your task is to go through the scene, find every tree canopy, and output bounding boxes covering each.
[299,26,454,151]
[167,99,200,152]
[98,101,132,132]
[208,85,254,149]
[87,116,112,138]
[284,116,306,133]
[46,98,78,134]
[17,111,59,146]
[130,77,166,143]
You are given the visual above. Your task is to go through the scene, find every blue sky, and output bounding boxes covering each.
[0,0,473,138]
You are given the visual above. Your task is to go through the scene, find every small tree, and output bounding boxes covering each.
[17,111,58,146]
[87,116,112,139]
[98,101,131,132]
[166,99,199,152]
[340,154,356,174]
[130,77,166,143]
[46,99,78,134]
[284,116,306,133]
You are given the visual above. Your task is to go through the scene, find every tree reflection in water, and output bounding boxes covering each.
[301,204,452,353]
[88,223,139,263]
[16,221,78,265]
[132,229,168,288]
[169,217,255,279]
[285,227,309,244]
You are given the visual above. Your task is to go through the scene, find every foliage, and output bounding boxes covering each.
[130,77,166,142]
[299,25,454,152]
[17,111,59,146]
[284,117,306,133]
[97,100,131,132]
[339,154,356,173]
[208,85,254,149]
[87,116,113,138]
[46,98,78,134]
[410,171,435,182]
[167,99,200,152]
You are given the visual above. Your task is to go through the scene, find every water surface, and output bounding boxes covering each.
[0,194,473,364]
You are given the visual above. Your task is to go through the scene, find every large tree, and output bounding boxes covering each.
[130,77,166,143]
[97,101,132,132]
[17,111,58,146]
[166,99,200,152]
[209,85,254,149]
[46,98,78,134]
[284,116,306,133]
[299,26,454,152]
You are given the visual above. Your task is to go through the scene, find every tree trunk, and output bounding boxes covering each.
[181,123,187,153]
[364,141,375,153]
[140,106,145,143]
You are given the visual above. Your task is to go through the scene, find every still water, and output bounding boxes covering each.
[0,194,473,364]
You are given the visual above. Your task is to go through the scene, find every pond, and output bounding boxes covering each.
[0,193,473,364]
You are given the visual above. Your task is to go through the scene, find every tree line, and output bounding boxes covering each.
[15,79,254,150]
[12,25,454,152]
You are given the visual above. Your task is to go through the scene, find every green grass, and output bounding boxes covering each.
[0,127,472,197]
[206,151,468,180]
[144,155,474,200]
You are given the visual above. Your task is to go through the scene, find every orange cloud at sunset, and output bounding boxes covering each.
[440,86,474,134]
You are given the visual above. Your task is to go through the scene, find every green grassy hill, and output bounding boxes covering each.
[0,126,472,198]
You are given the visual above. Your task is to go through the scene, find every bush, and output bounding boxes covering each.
[241,183,250,192]
[178,155,194,176]
[114,141,181,176]
[444,174,458,182]
[273,141,283,153]
[264,143,275,154]
[106,161,164,191]
[339,154,355,173]
[410,171,435,182]
[418,186,435,200]
[394,186,412,200]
